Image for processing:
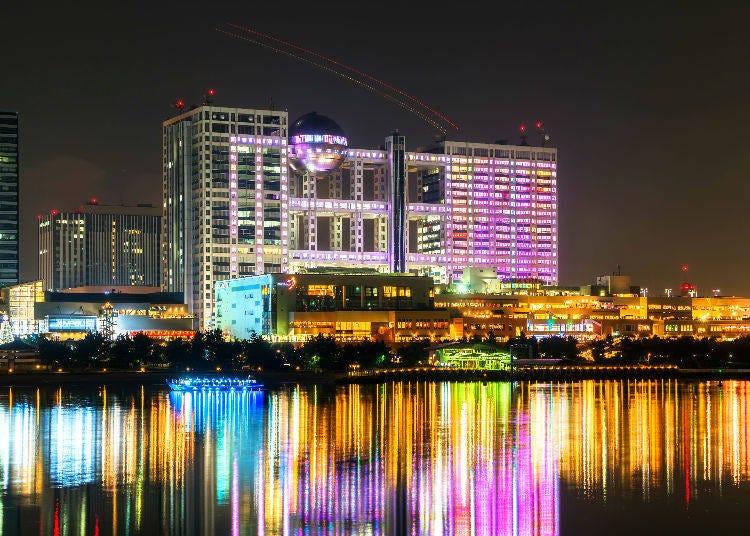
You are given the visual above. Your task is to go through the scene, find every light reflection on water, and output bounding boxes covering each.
[0,380,749,535]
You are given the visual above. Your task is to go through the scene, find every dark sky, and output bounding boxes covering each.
[3,2,749,295]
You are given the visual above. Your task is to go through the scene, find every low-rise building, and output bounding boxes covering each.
[437,289,750,341]
[215,272,462,342]
[4,281,194,340]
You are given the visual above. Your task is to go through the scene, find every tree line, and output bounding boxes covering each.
[26,330,750,372]
[30,331,431,372]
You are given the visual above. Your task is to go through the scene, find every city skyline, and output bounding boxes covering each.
[2,3,749,294]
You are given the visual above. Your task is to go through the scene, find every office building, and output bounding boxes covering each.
[162,105,289,329]
[163,106,558,329]
[215,272,460,342]
[0,111,19,286]
[38,201,161,291]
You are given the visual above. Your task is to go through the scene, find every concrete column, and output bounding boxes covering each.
[303,171,317,250]
[330,215,343,251]
[350,159,364,252]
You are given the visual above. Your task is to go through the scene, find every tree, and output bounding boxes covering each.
[0,318,12,344]
[71,332,108,368]
[398,339,430,367]
[298,335,341,371]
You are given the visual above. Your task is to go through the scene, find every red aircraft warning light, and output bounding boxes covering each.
[519,124,527,133]
[536,121,543,129]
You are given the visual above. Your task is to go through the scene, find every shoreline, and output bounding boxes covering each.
[0,366,747,387]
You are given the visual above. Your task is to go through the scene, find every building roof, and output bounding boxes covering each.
[46,291,184,304]
[289,112,346,139]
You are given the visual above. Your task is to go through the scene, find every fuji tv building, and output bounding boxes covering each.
[163,107,558,329]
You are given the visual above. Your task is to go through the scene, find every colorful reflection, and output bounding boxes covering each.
[0,380,749,534]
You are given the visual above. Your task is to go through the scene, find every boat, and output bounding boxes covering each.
[166,375,264,392]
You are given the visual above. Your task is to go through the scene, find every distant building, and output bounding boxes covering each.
[3,280,193,339]
[0,111,19,286]
[215,272,461,342]
[38,201,161,291]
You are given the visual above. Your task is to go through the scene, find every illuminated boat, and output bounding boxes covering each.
[166,375,264,391]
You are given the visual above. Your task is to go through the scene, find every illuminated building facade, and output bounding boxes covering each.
[38,201,161,291]
[162,106,288,329]
[437,288,750,341]
[163,106,558,329]
[215,272,460,341]
[4,279,44,335]
[2,281,193,338]
[0,111,19,285]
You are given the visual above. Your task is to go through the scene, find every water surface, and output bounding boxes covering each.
[1,380,749,535]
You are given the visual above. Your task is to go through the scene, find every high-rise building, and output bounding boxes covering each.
[163,106,558,330]
[0,111,19,286]
[38,201,161,291]
[162,105,288,329]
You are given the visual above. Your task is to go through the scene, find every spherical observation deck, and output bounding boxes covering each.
[288,112,348,173]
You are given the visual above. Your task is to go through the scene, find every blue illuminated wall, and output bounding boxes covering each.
[215,274,276,339]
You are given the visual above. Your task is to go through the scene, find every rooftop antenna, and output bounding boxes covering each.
[519,125,528,146]
[202,88,216,106]
[536,121,550,147]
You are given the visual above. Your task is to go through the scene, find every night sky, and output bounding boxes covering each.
[3,2,749,294]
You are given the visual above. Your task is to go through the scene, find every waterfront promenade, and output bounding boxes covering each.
[0,364,747,387]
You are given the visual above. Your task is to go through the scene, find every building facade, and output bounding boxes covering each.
[0,111,19,286]
[38,201,161,291]
[3,281,193,339]
[215,272,460,342]
[163,106,558,329]
[436,288,750,342]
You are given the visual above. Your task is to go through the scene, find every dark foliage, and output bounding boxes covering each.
[30,330,750,372]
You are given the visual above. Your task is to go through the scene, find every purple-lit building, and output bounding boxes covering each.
[163,106,558,329]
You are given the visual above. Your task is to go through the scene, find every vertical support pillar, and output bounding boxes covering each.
[329,169,343,251]
[302,171,317,251]
[373,166,388,252]
[386,131,406,273]
[376,216,388,253]
[350,159,364,253]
